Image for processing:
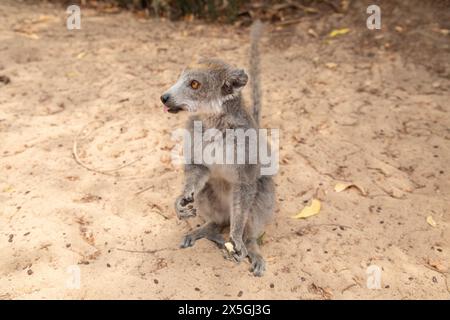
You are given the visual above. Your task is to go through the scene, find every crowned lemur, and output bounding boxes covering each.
[160,21,275,276]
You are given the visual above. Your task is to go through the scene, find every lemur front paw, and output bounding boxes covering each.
[230,237,248,263]
[175,191,196,219]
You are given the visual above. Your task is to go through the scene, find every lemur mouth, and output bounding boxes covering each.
[163,105,183,114]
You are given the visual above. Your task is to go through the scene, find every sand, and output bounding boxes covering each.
[0,1,449,299]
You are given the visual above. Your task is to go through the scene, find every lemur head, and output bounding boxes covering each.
[160,58,248,114]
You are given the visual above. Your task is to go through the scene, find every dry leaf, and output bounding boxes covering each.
[34,15,55,24]
[433,28,449,36]
[2,186,15,193]
[15,31,39,39]
[341,0,350,11]
[293,199,321,219]
[76,194,102,203]
[65,72,78,78]
[329,28,350,38]
[427,258,447,273]
[325,62,337,70]
[307,28,318,38]
[257,232,266,246]
[309,283,333,299]
[426,216,437,227]
[325,62,337,69]
[334,182,366,195]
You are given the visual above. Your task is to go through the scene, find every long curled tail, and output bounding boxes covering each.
[250,20,263,125]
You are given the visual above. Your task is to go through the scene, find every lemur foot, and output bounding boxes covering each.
[249,254,265,277]
[180,222,225,248]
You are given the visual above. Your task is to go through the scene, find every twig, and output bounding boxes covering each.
[341,283,358,295]
[134,184,154,195]
[322,0,341,13]
[275,18,304,26]
[423,264,450,293]
[72,121,143,176]
[309,223,353,229]
[115,247,176,254]
[147,203,170,220]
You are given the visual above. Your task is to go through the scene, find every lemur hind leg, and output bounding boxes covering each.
[243,176,275,276]
[246,238,265,277]
[180,222,225,249]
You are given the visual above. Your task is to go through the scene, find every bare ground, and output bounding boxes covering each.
[0,1,449,299]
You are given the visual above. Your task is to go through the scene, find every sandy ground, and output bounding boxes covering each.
[0,1,449,300]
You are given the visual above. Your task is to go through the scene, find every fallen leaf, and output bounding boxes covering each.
[427,258,447,273]
[293,199,321,219]
[33,15,55,24]
[426,216,437,227]
[334,182,366,195]
[341,0,350,11]
[101,7,121,14]
[2,186,15,193]
[257,232,266,246]
[308,283,333,299]
[65,72,78,78]
[307,28,318,38]
[334,183,350,192]
[15,31,39,39]
[75,194,102,203]
[325,62,338,70]
[329,28,350,38]
[433,28,449,36]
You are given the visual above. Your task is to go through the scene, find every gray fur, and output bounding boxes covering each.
[250,20,263,124]
[161,21,274,277]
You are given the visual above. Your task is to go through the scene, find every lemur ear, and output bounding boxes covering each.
[222,69,248,95]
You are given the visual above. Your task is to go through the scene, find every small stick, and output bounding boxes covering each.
[72,121,143,176]
[423,264,450,293]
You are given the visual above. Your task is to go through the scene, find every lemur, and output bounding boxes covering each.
[160,21,275,276]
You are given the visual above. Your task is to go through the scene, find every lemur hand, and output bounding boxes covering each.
[174,189,196,219]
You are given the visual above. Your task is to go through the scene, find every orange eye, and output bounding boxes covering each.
[190,80,200,90]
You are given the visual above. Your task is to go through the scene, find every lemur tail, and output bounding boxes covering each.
[250,20,263,125]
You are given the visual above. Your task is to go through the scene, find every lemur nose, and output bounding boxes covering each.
[160,94,170,104]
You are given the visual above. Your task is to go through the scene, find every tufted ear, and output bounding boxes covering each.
[222,69,248,95]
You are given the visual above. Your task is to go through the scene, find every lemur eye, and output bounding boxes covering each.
[190,80,200,90]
